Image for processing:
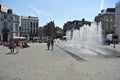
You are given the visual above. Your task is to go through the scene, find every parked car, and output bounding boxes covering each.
[39,39,47,43]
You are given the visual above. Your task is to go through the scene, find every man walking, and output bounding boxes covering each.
[47,39,50,50]
[51,39,54,50]
[8,40,15,53]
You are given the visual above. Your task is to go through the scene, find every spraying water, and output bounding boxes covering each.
[64,22,119,58]
[66,22,103,48]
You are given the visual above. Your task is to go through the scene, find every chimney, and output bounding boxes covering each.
[7,9,12,14]
[0,5,1,11]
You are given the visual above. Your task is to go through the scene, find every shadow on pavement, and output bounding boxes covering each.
[6,52,18,55]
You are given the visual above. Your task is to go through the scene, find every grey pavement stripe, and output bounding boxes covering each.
[56,44,85,62]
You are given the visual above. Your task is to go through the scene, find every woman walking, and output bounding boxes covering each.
[15,41,20,53]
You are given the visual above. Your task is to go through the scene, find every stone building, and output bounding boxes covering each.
[55,26,64,39]
[21,16,39,40]
[63,19,91,34]
[0,4,19,41]
[115,1,120,40]
[95,8,115,38]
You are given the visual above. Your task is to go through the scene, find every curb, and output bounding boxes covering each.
[56,44,120,60]
[56,44,85,61]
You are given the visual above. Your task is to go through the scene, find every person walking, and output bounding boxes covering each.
[15,41,20,53]
[8,40,15,53]
[47,39,50,50]
[51,39,54,50]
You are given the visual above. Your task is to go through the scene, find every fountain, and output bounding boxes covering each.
[59,22,120,59]
[66,22,103,48]
[62,22,110,59]
[58,0,120,59]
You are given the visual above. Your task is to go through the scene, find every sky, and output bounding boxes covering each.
[0,0,119,28]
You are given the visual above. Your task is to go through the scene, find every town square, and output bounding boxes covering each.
[0,0,120,80]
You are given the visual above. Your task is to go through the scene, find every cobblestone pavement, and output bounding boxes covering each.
[0,43,120,80]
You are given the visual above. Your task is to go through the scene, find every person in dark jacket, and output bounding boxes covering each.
[8,40,15,53]
[47,39,50,50]
[51,39,54,50]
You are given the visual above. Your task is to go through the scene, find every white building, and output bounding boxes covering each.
[115,1,120,40]
[0,4,19,41]
[21,16,39,40]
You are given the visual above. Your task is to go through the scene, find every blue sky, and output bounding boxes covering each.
[0,0,119,28]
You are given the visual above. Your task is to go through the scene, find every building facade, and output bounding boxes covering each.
[95,8,115,38]
[38,27,46,40]
[0,4,19,41]
[55,26,64,39]
[21,16,39,40]
[38,21,57,41]
[63,19,91,35]
[43,21,56,38]
[115,1,120,40]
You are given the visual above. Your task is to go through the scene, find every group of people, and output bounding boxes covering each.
[47,39,54,50]
[8,40,21,53]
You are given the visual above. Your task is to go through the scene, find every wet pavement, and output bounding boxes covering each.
[57,42,120,60]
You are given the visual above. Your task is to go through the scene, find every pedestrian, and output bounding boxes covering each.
[15,41,20,53]
[8,40,15,53]
[47,39,50,50]
[51,39,54,50]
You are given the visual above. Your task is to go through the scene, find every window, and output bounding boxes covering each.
[33,22,35,28]
[4,14,7,19]
[13,16,15,21]
[106,16,109,22]
[110,16,113,22]
[33,29,35,34]
[36,22,38,28]
[105,24,109,31]
[4,22,8,28]
[15,24,18,31]
[30,22,32,28]
[10,16,13,20]
[30,30,32,33]
[10,23,13,30]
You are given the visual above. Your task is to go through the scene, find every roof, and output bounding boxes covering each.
[106,8,115,12]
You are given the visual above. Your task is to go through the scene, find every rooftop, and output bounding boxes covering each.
[21,16,39,20]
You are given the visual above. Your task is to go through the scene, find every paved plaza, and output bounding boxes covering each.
[0,43,120,80]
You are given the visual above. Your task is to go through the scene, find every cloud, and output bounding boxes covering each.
[100,0,104,10]
[29,4,50,17]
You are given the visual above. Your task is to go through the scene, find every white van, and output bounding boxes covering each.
[106,33,119,45]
